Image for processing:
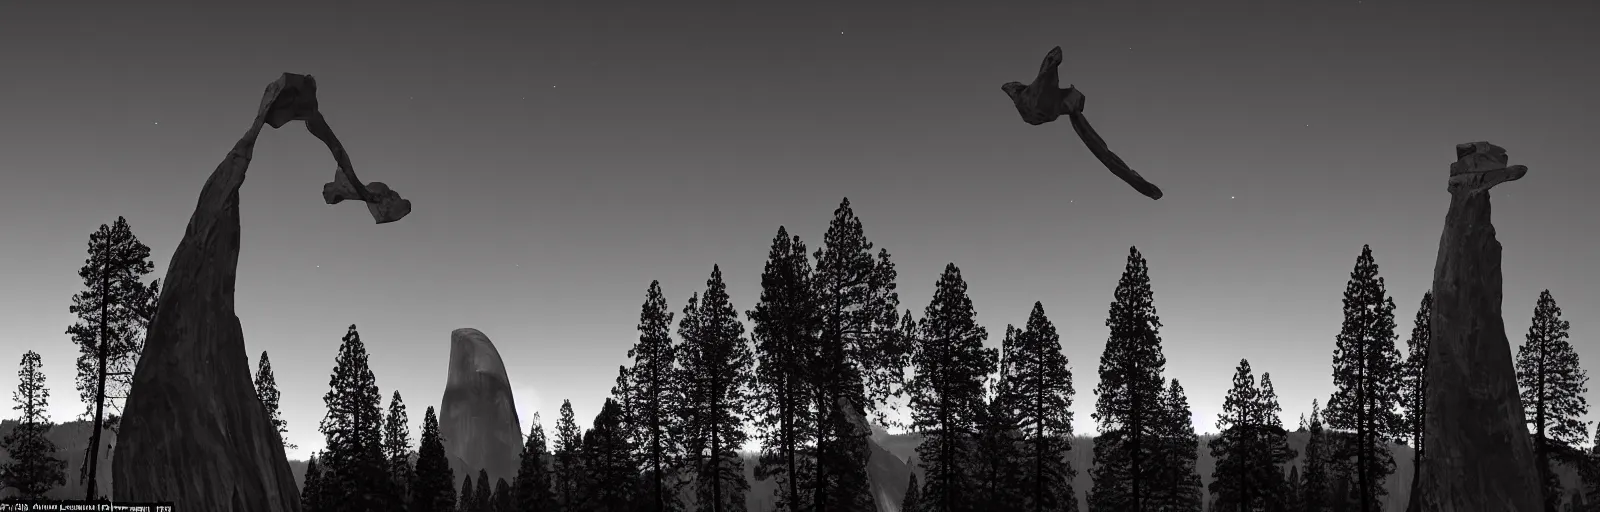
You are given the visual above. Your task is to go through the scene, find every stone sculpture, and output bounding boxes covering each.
[112,73,412,511]
[1002,46,1164,200]
[1408,142,1543,511]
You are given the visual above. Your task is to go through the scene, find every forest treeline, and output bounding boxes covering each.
[2,202,1597,512]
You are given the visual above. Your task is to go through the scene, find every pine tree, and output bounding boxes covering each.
[1209,359,1261,511]
[474,469,492,512]
[1300,402,1332,512]
[1007,303,1079,512]
[492,478,513,512]
[626,280,686,512]
[1088,247,1170,512]
[553,399,585,509]
[908,263,998,512]
[303,453,325,512]
[583,398,643,511]
[64,216,161,498]
[385,391,416,509]
[1150,379,1203,512]
[318,324,390,512]
[748,228,821,512]
[677,265,757,512]
[514,413,555,511]
[1255,374,1296,510]
[459,475,474,512]
[1285,465,1304,512]
[1324,245,1402,512]
[1516,289,1591,511]
[1397,291,1431,495]
[254,351,298,451]
[0,351,67,499]
[973,347,1025,511]
[901,472,922,512]
[810,198,907,512]
[413,406,457,512]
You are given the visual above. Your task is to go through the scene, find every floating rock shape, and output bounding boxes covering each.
[439,328,524,486]
[1410,142,1543,511]
[112,73,411,511]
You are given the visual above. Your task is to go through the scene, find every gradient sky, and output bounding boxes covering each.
[2,0,1596,461]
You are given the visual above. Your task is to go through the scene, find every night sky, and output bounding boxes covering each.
[2,0,1596,461]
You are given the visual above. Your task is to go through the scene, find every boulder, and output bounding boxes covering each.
[1409,142,1543,511]
[112,73,410,511]
[439,328,525,486]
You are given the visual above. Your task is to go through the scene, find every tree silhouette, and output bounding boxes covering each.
[909,263,997,512]
[318,324,390,512]
[458,474,473,512]
[1254,374,1296,509]
[1209,359,1262,511]
[1009,303,1079,512]
[748,227,821,512]
[385,391,416,509]
[254,351,297,450]
[303,453,325,512]
[1149,379,1203,512]
[677,265,756,512]
[0,350,67,499]
[582,398,642,511]
[1089,247,1169,512]
[1516,290,1591,511]
[64,216,160,498]
[492,478,513,512]
[1300,402,1332,512]
[552,399,585,509]
[474,469,491,512]
[809,198,906,511]
[973,326,1024,510]
[1397,291,1432,488]
[514,412,555,511]
[901,472,922,512]
[1324,245,1401,512]
[624,280,686,512]
[413,406,457,512]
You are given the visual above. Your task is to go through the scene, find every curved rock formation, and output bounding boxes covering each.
[1409,142,1543,511]
[112,74,412,511]
[439,328,524,486]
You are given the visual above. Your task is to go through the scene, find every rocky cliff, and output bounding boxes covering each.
[439,328,525,487]
[111,73,409,511]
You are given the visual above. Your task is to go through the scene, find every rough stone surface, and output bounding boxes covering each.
[439,328,524,487]
[112,73,410,511]
[1410,142,1543,512]
[1001,46,1163,200]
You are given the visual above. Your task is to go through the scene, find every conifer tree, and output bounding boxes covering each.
[748,228,820,512]
[1209,359,1262,511]
[1516,290,1591,511]
[64,216,161,498]
[385,391,416,509]
[626,280,686,512]
[514,413,555,511]
[810,198,907,512]
[1324,245,1402,512]
[553,399,585,509]
[901,472,922,512]
[974,360,1025,511]
[474,469,491,512]
[254,351,297,451]
[492,478,512,512]
[583,398,642,511]
[1255,374,1296,509]
[1150,379,1203,512]
[1285,465,1304,512]
[908,263,997,512]
[1088,247,1170,512]
[318,324,390,512]
[1398,291,1432,493]
[1300,402,1332,512]
[677,265,757,512]
[1008,303,1079,512]
[412,406,456,512]
[0,350,67,499]
[459,475,474,512]
[303,453,325,512]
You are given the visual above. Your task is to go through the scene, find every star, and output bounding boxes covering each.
[1230,196,1236,199]
[153,122,159,125]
